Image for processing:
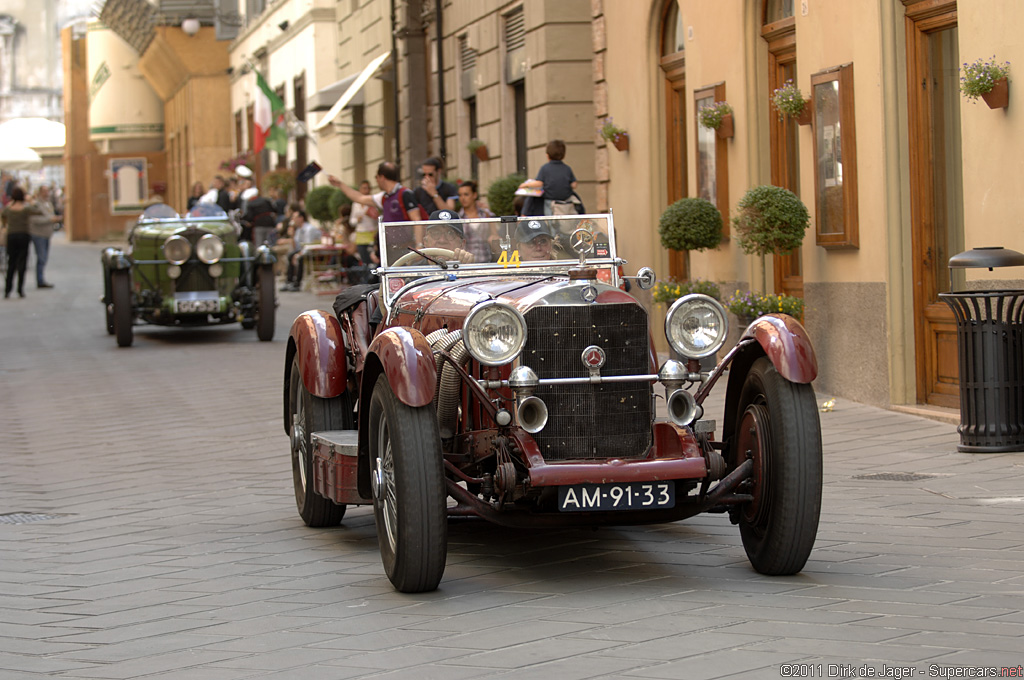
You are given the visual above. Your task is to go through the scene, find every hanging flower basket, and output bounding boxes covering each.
[468,139,489,161]
[982,77,1010,109]
[612,133,630,151]
[599,117,629,151]
[716,113,735,139]
[796,104,812,126]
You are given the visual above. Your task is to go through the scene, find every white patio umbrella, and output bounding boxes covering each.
[0,118,66,157]
[0,143,43,171]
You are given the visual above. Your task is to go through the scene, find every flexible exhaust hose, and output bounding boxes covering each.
[437,338,470,439]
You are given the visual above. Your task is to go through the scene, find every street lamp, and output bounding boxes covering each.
[181,17,200,36]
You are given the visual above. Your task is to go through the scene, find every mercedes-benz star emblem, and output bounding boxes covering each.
[580,285,598,303]
[581,345,606,370]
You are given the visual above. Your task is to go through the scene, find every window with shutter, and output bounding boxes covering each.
[505,8,526,83]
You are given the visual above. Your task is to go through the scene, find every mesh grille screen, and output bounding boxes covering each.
[523,303,652,460]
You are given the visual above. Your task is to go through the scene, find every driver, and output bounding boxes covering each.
[420,210,474,264]
[514,219,561,261]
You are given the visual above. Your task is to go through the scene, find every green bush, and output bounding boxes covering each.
[306,185,343,223]
[487,173,527,217]
[652,278,721,305]
[732,185,809,257]
[328,187,351,219]
[658,198,723,252]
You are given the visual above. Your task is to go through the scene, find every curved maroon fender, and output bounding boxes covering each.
[367,327,437,407]
[740,314,818,383]
[289,310,347,398]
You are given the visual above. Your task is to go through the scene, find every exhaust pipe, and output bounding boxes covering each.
[666,388,701,427]
[516,396,549,434]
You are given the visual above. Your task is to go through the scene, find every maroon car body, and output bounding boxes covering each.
[285,214,822,592]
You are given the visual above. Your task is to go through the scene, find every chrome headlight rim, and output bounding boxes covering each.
[196,233,224,264]
[463,301,528,367]
[163,234,191,265]
[665,293,729,360]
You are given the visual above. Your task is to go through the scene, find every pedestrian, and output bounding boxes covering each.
[280,208,322,292]
[2,187,42,298]
[328,162,422,264]
[413,156,458,215]
[456,180,496,263]
[28,185,60,289]
[348,180,379,266]
[518,139,578,216]
[211,175,232,213]
[240,187,279,245]
[186,181,205,210]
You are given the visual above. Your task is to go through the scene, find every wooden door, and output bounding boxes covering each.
[764,16,803,300]
[906,4,963,407]
[662,54,687,279]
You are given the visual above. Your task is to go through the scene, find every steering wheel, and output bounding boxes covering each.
[391,248,456,267]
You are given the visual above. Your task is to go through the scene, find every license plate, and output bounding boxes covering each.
[174,292,220,314]
[558,481,675,512]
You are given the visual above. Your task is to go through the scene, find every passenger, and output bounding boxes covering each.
[514,219,560,261]
[421,210,474,264]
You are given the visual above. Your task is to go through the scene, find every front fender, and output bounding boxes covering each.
[366,327,437,408]
[287,310,348,399]
[102,247,131,271]
[740,313,817,383]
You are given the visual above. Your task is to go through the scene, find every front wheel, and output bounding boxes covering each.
[368,374,447,593]
[111,270,133,347]
[255,265,275,341]
[288,355,350,527]
[734,356,822,575]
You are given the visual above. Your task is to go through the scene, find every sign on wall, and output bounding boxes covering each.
[109,158,148,214]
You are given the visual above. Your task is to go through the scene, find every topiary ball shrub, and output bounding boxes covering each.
[658,198,723,252]
[328,186,351,219]
[306,185,343,224]
[487,173,527,217]
[732,185,809,257]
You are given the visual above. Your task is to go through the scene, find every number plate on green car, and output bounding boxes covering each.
[558,481,675,512]
[174,291,219,314]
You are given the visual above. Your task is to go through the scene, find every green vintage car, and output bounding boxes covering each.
[101,203,276,347]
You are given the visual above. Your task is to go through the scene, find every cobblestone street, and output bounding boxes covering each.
[1,234,1022,679]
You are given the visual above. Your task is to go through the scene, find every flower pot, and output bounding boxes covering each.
[715,113,734,139]
[612,134,629,152]
[795,105,812,126]
[982,77,1009,109]
[473,145,489,161]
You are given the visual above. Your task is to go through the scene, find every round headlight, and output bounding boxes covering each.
[163,235,191,265]
[463,302,527,366]
[166,264,182,279]
[196,234,224,264]
[665,294,729,359]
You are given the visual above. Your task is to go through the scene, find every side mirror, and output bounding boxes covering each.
[625,267,656,290]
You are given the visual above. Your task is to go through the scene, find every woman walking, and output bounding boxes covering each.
[2,188,41,298]
[456,181,496,263]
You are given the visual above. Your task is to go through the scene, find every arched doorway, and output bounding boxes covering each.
[659,0,687,279]
[762,0,803,300]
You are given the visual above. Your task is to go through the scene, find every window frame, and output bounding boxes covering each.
[810,62,858,249]
[694,83,729,238]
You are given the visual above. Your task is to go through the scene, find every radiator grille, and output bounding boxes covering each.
[523,303,652,460]
[176,261,215,292]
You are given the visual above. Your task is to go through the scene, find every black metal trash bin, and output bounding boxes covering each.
[939,247,1024,453]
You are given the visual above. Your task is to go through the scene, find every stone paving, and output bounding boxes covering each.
[1,233,1022,679]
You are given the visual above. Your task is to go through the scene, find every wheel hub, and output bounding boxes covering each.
[736,403,772,527]
[371,456,384,499]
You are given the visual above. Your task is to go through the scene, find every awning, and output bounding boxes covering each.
[0,118,66,153]
[313,51,391,132]
[307,73,363,112]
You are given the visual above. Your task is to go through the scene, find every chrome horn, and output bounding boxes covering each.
[666,388,701,428]
[516,396,549,434]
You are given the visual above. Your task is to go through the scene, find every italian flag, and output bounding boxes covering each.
[253,71,287,155]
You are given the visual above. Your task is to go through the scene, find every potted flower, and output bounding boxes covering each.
[658,197,723,252]
[771,79,811,125]
[726,289,805,326]
[261,168,296,197]
[652,278,721,306]
[733,185,809,258]
[698,101,735,139]
[467,138,489,161]
[599,117,629,151]
[960,56,1011,109]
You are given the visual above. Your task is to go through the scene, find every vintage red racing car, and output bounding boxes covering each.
[284,212,822,592]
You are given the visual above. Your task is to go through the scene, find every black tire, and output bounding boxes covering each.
[734,356,822,575]
[256,265,275,341]
[104,277,115,335]
[288,355,350,527]
[111,270,134,348]
[368,374,447,593]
